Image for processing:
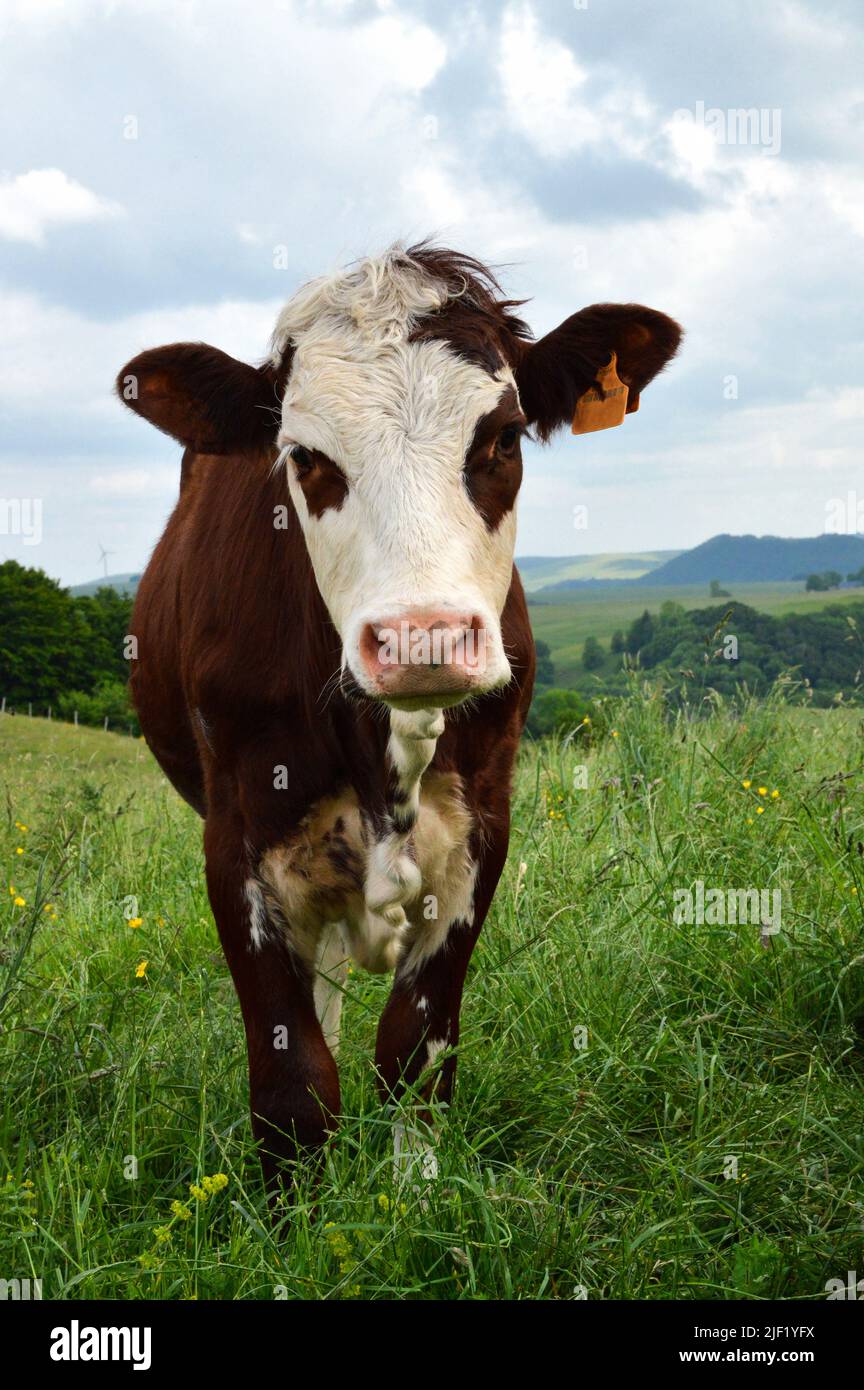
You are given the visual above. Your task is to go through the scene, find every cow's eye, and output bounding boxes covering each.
[291,445,314,477]
[497,425,521,455]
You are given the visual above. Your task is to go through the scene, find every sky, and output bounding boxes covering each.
[0,0,862,586]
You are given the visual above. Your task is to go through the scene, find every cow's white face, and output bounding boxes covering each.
[273,279,526,710]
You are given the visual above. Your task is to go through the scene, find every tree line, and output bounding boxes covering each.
[0,560,137,730]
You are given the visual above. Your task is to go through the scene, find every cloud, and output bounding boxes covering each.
[88,467,179,497]
[0,168,123,244]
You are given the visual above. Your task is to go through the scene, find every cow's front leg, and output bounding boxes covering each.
[375,832,506,1180]
[204,822,340,1190]
[375,927,476,1183]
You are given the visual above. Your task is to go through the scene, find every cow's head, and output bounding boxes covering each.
[118,244,681,710]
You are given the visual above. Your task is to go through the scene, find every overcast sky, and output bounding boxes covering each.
[1,0,861,586]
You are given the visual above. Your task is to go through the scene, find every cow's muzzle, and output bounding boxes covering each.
[356,610,500,708]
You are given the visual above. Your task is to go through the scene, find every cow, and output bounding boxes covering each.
[117,243,681,1190]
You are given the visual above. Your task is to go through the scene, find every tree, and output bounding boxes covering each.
[625,609,655,656]
[710,579,731,598]
[582,636,605,671]
[610,629,624,654]
[806,570,843,591]
[0,560,133,708]
[526,688,594,738]
[534,638,555,686]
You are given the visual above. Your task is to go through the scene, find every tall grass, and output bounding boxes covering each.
[1,685,862,1299]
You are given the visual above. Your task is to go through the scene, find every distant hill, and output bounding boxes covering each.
[635,534,864,586]
[69,534,864,601]
[70,572,141,597]
[517,551,679,593]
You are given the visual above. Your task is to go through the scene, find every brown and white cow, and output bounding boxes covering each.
[118,244,681,1188]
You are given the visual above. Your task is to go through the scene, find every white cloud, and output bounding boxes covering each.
[89,468,178,497]
[0,289,283,421]
[0,168,123,244]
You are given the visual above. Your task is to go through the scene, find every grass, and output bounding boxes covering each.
[1,688,863,1300]
[530,582,864,684]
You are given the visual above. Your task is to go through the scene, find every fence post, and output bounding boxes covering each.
[47,706,52,720]
[104,716,109,732]
[74,710,79,727]
[28,702,32,718]
[1,696,5,714]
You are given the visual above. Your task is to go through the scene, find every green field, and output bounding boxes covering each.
[1,695,862,1300]
[530,582,864,686]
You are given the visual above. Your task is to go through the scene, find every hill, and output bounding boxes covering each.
[637,533,864,586]
[70,571,141,597]
[516,550,679,593]
[71,556,679,600]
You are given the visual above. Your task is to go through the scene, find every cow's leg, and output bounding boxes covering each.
[204,821,340,1189]
[375,834,507,1179]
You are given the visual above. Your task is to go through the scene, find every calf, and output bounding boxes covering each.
[118,244,680,1187]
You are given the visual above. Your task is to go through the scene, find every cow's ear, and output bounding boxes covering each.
[515,304,683,442]
[115,343,286,453]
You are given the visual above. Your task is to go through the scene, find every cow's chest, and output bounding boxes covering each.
[258,769,475,975]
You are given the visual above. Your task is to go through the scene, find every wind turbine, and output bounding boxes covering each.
[97,541,115,579]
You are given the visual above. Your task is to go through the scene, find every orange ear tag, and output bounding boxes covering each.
[571,351,629,435]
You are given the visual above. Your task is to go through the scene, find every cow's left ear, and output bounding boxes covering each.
[515,304,683,442]
[115,342,287,453]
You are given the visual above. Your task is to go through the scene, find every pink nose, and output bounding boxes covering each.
[359,611,488,699]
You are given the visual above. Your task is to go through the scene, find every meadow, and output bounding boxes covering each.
[1,686,862,1301]
[530,582,864,685]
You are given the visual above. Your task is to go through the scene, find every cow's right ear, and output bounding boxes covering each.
[515,304,683,443]
[115,343,286,453]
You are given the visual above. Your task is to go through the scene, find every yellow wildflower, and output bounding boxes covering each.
[13,896,25,907]
[377,1192,391,1212]
[757,786,767,796]
[153,1226,172,1244]
[742,779,751,789]
[611,730,619,738]
[15,847,23,855]
[201,1173,228,1194]
[770,789,780,799]
[135,960,148,978]
[171,1200,192,1221]
[128,916,143,928]
[324,1223,353,1261]
[756,806,765,815]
